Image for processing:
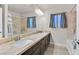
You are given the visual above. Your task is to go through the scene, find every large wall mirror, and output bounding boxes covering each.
[7,12,28,40]
[20,17,27,34]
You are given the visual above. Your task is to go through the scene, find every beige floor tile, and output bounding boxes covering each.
[44,44,69,55]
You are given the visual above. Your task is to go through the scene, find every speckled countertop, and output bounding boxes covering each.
[0,32,50,55]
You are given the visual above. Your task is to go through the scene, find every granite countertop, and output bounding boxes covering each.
[0,32,50,55]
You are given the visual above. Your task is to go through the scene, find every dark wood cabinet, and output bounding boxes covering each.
[21,33,50,55]
[21,47,33,55]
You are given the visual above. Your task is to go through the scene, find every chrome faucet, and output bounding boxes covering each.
[72,39,77,49]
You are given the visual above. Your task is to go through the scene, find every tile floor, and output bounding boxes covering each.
[44,44,69,55]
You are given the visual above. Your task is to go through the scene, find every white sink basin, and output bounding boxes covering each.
[12,39,33,48]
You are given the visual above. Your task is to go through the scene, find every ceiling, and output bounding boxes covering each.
[8,4,75,15]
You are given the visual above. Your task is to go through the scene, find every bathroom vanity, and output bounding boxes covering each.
[0,32,50,55]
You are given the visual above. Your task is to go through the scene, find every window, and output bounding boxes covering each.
[27,16,36,28]
[50,13,67,28]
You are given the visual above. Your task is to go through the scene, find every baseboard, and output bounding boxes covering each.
[50,42,66,48]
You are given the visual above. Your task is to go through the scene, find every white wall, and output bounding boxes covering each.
[76,4,79,40]
[0,8,2,37]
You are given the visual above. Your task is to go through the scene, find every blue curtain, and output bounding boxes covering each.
[50,13,67,28]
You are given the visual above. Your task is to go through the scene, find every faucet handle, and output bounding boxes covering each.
[72,40,77,49]
[77,40,79,44]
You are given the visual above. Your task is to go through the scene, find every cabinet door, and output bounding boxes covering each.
[21,47,33,55]
[40,38,46,54]
[0,8,2,37]
[48,34,50,45]
[32,47,41,55]
[32,41,41,55]
[45,36,48,49]
[46,34,50,46]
